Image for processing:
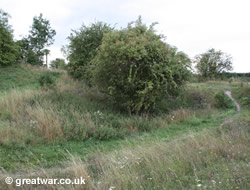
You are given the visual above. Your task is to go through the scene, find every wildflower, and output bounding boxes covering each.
[109,186,116,190]
[197,184,202,187]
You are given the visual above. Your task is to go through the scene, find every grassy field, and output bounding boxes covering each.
[0,65,249,189]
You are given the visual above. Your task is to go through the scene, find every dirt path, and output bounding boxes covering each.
[224,90,241,112]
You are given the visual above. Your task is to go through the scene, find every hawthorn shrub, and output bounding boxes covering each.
[92,18,191,113]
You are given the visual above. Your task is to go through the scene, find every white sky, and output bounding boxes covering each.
[1,0,250,72]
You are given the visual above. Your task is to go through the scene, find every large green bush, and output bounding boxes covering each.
[0,10,18,66]
[92,18,191,113]
[65,21,113,83]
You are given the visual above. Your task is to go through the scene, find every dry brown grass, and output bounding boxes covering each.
[0,89,41,115]
[25,102,64,143]
[168,108,194,123]
[56,74,78,93]
[0,89,66,144]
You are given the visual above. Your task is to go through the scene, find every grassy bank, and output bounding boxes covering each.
[0,64,61,91]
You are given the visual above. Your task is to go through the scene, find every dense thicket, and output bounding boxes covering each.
[0,10,18,66]
[92,18,191,113]
[65,22,113,82]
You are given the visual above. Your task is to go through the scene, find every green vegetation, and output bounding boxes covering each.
[0,9,18,66]
[65,21,113,81]
[215,91,234,109]
[235,85,250,107]
[25,13,56,65]
[0,64,249,190]
[0,12,249,190]
[195,48,233,79]
[0,64,60,91]
[0,72,216,147]
[93,18,191,113]
[50,58,66,69]
[0,10,56,66]
[39,72,58,89]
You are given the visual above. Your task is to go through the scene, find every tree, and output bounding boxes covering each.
[50,58,66,69]
[16,37,40,65]
[195,48,233,79]
[0,9,18,66]
[92,17,191,113]
[65,21,113,82]
[28,13,56,65]
[42,49,50,68]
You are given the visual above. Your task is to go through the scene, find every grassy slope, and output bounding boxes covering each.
[0,64,61,91]
[0,66,249,189]
[0,65,41,91]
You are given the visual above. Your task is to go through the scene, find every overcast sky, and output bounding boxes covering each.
[1,0,250,72]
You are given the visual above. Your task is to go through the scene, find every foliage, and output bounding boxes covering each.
[65,21,113,82]
[215,91,234,109]
[50,58,66,69]
[18,13,56,66]
[29,13,56,55]
[223,72,250,82]
[93,17,191,113]
[39,72,57,89]
[195,48,233,79]
[26,48,41,65]
[16,38,43,65]
[238,86,250,107]
[0,10,18,66]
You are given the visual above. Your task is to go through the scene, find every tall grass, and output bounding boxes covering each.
[84,122,249,190]
[1,118,248,189]
[0,73,219,145]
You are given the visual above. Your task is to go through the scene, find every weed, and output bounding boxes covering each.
[215,91,234,109]
[39,72,57,89]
